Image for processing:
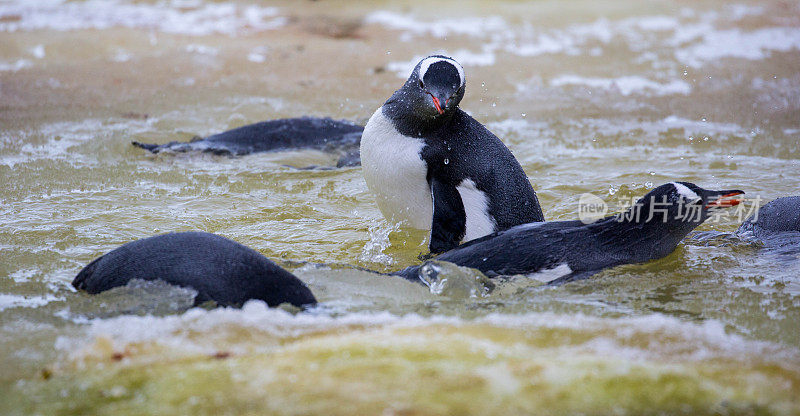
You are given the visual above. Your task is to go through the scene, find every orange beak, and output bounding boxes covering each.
[430,95,444,115]
[705,191,745,209]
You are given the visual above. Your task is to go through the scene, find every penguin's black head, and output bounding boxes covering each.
[405,55,466,118]
[622,182,744,227]
[602,182,744,260]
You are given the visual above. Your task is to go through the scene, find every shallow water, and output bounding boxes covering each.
[1,0,799,414]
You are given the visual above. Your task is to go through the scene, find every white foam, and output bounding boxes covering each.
[30,44,45,59]
[368,6,794,71]
[247,53,266,63]
[185,44,218,56]
[0,293,60,311]
[111,49,132,62]
[56,306,797,365]
[365,11,506,38]
[511,33,577,57]
[0,118,150,167]
[630,16,680,31]
[0,0,286,36]
[550,75,692,96]
[675,26,800,67]
[659,115,742,133]
[9,269,38,283]
[486,119,549,137]
[0,59,32,72]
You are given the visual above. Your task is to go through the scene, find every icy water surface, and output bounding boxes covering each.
[1,0,799,414]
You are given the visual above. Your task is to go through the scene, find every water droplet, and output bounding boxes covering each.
[386,50,391,55]
[521,113,526,117]
[701,117,707,122]
[703,136,709,141]
[481,82,485,87]
[444,158,449,165]
[492,102,496,107]
[688,136,694,141]
[645,181,653,188]
[649,171,655,175]
[683,70,688,76]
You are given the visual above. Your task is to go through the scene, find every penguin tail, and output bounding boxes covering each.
[131,141,161,153]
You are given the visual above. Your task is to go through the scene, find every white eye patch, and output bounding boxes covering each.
[418,56,465,87]
[671,182,701,202]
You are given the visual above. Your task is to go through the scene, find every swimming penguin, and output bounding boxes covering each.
[72,232,317,308]
[71,183,745,306]
[360,55,545,254]
[737,196,800,237]
[736,196,800,253]
[132,116,364,167]
[394,182,744,284]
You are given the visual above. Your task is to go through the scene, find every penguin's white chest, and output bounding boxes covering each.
[360,108,433,229]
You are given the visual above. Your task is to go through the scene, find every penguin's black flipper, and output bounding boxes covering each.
[131,141,162,152]
[429,177,466,254]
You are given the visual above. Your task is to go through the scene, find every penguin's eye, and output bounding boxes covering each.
[418,79,425,89]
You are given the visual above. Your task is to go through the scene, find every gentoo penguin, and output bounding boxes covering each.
[737,196,800,237]
[71,183,744,306]
[394,182,744,283]
[133,116,364,167]
[360,55,545,253]
[736,196,800,253]
[73,232,317,308]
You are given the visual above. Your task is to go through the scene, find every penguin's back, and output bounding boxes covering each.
[73,232,316,308]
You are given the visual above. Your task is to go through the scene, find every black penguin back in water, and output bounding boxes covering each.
[736,196,800,254]
[738,196,800,237]
[73,232,317,308]
[132,116,364,165]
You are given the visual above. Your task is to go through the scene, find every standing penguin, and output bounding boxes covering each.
[360,55,544,253]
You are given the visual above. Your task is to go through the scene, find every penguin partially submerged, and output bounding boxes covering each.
[738,196,800,237]
[73,232,317,308]
[72,183,746,307]
[132,116,364,167]
[360,55,545,254]
[394,182,745,283]
[736,196,800,253]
